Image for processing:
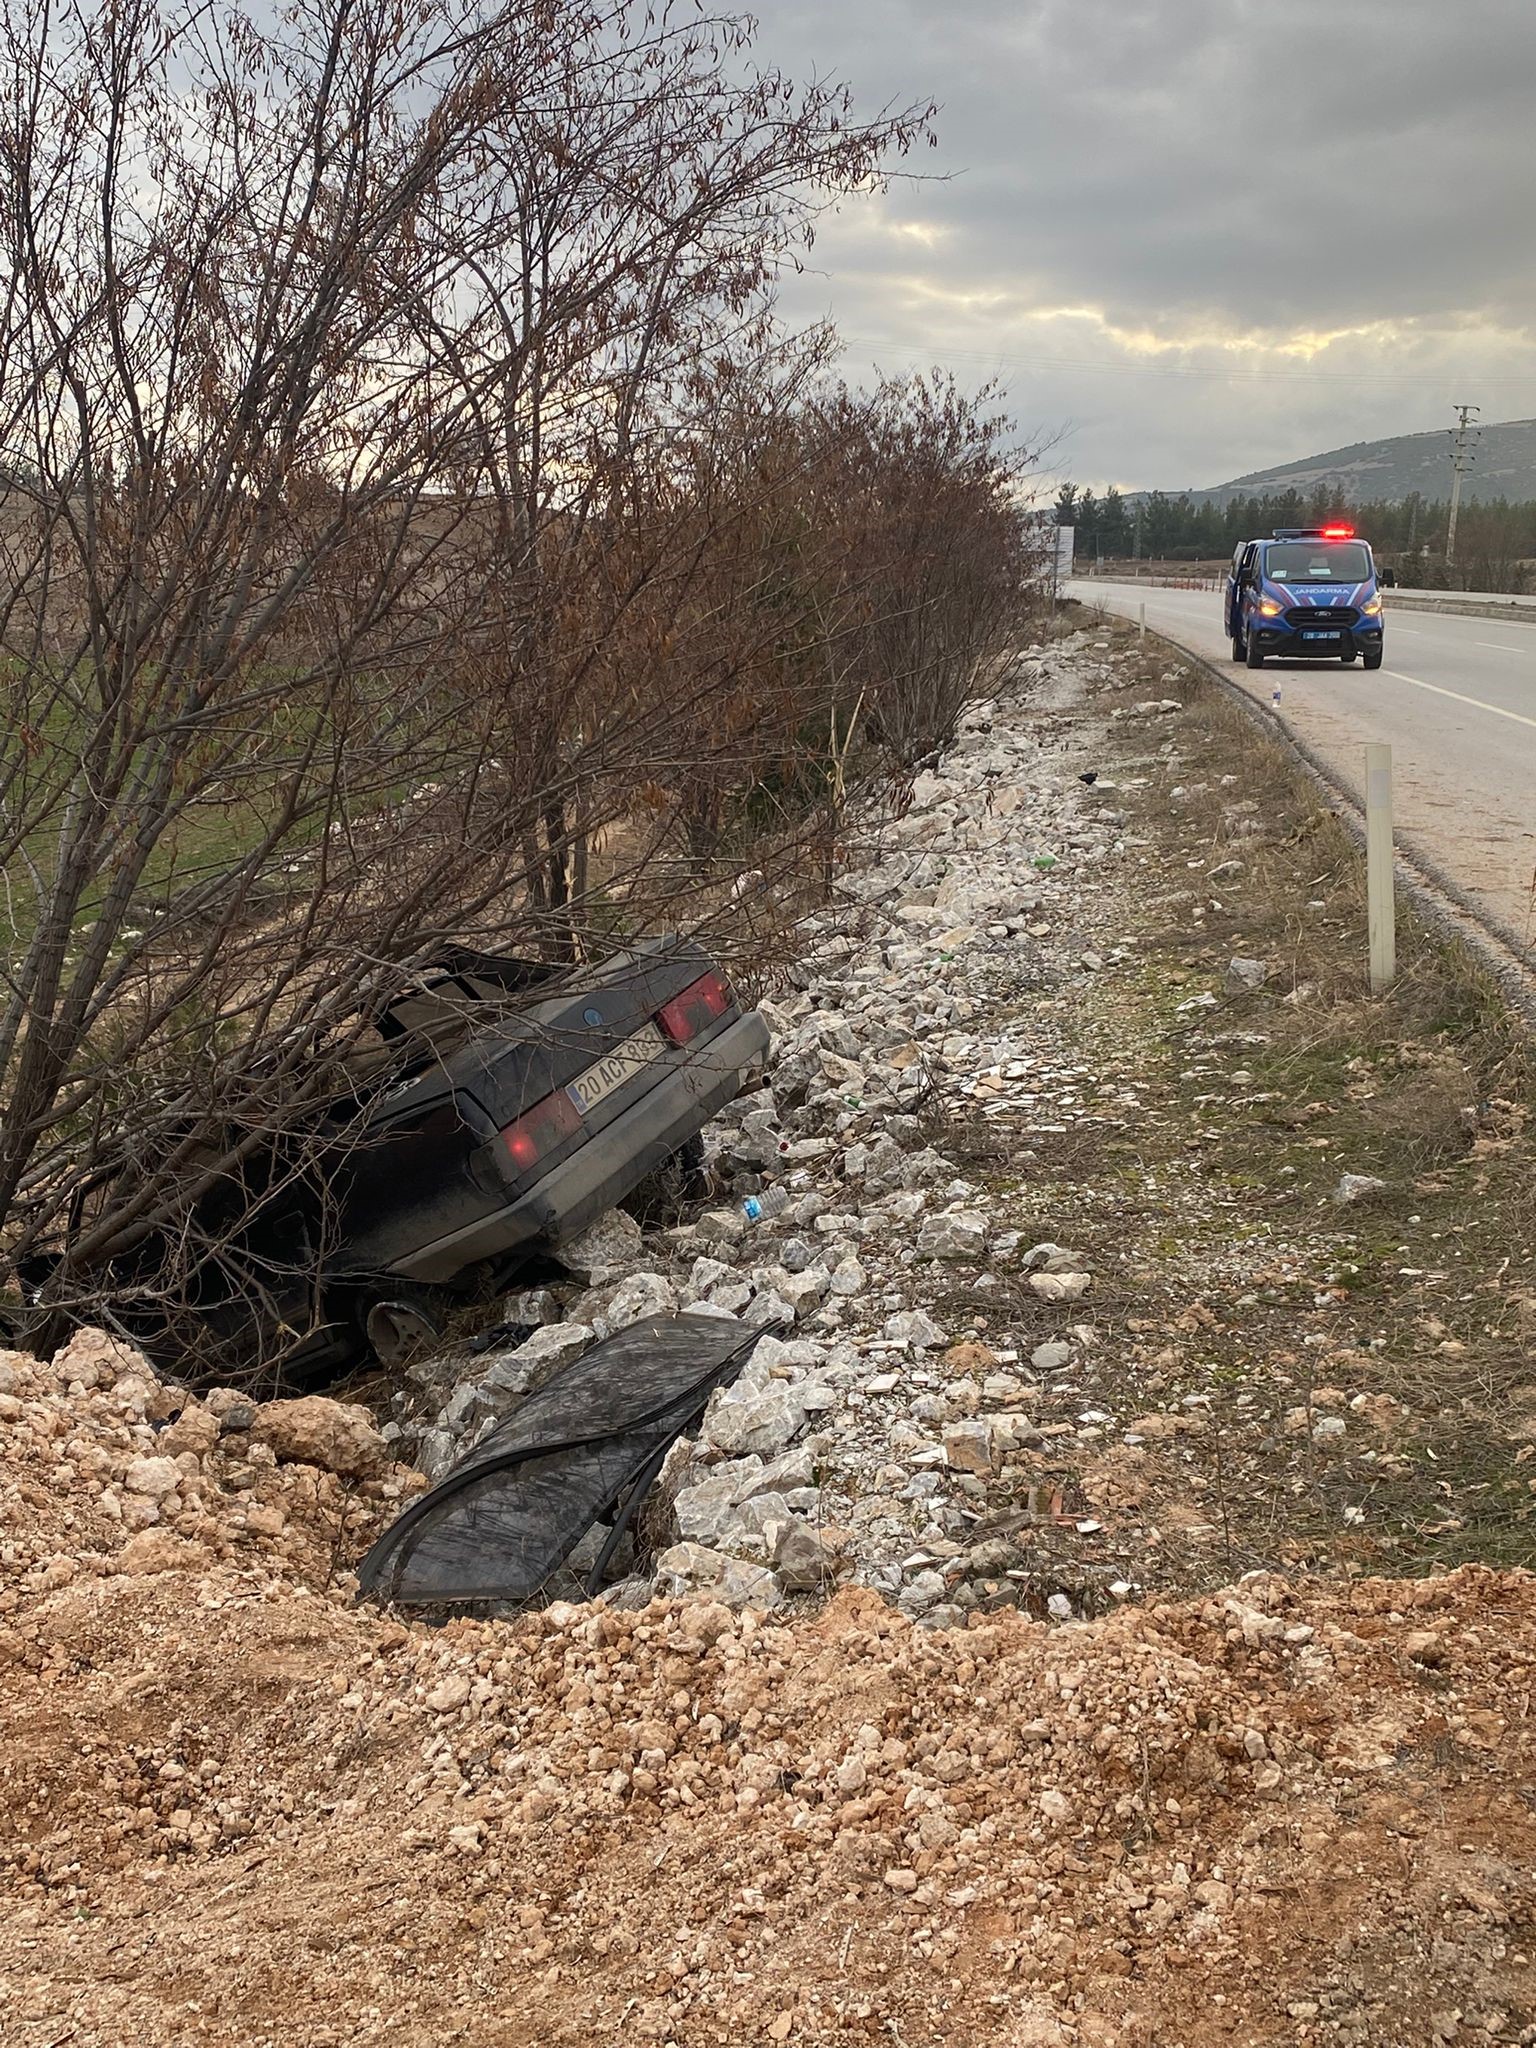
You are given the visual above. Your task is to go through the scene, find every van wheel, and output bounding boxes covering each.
[1244,636,1265,668]
[1230,634,1245,663]
[1362,648,1383,671]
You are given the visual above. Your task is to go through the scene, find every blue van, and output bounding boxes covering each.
[1224,525,1385,671]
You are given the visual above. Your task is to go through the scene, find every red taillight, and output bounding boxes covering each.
[501,1087,581,1172]
[1322,525,1354,538]
[658,970,731,1046]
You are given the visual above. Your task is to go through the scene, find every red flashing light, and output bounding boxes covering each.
[1321,525,1355,538]
[502,1087,582,1172]
[658,970,732,1046]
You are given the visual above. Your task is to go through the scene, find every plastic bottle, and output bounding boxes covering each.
[741,1187,790,1223]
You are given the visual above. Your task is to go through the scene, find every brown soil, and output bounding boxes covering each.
[912,616,1536,1622]
[3,1565,1535,2047]
[3,1348,1535,2046]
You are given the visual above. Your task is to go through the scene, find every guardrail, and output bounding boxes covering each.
[1387,587,1536,618]
[1072,572,1536,621]
[1072,572,1222,592]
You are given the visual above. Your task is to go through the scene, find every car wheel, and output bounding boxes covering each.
[1230,634,1245,663]
[363,1288,453,1369]
[1244,635,1265,668]
[1362,648,1384,671]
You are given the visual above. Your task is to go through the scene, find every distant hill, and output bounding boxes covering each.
[1161,417,1536,507]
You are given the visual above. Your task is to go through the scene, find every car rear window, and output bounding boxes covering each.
[1263,542,1371,583]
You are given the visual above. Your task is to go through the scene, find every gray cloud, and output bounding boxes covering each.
[748,0,1536,488]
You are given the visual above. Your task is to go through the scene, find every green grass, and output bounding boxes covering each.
[1,667,433,952]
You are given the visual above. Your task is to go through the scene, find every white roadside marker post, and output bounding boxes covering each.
[1365,742,1396,994]
[1138,602,1145,643]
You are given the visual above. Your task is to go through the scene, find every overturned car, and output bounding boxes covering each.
[25,937,768,1380]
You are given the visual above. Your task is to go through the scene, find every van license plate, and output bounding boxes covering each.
[567,1024,666,1116]
[1302,630,1341,641]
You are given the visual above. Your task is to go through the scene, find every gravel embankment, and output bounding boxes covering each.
[396,633,1153,1617]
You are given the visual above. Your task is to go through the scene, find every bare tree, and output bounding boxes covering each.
[647,367,1041,872]
[803,372,1039,763]
[0,0,934,1358]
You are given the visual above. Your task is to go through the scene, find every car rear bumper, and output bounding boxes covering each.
[389,1010,770,1282]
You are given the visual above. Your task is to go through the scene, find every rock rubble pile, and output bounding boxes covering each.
[390,636,1153,1616]
[0,1326,418,1608]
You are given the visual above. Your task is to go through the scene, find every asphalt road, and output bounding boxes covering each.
[1070,577,1536,952]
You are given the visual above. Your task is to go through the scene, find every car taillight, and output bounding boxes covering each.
[657,970,732,1046]
[501,1088,582,1172]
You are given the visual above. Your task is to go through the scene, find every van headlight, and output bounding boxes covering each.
[1361,596,1382,615]
[1257,598,1282,618]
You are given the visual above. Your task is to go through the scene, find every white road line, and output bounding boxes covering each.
[1475,641,1530,654]
[1383,669,1536,731]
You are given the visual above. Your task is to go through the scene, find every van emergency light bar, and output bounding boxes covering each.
[1271,525,1356,541]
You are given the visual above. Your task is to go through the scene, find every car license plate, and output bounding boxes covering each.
[1302,630,1340,641]
[566,1024,666,1116]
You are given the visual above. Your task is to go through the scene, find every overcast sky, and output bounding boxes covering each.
[749,0,1536,493]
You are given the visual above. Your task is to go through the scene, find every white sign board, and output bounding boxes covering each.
[1025,509,1076,594]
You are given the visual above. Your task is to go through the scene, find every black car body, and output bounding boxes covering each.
[34,938,768,1378]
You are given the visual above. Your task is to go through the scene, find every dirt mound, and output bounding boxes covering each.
[2,1316,1535,2045]
[3,1521,1534,2042]
[0,1327,418,1607]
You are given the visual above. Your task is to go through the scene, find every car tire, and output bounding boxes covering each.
[1362,648,1384,671]
[1244,635,1265,668]
[363,1287,454,1369]
[1230,634,1245,663]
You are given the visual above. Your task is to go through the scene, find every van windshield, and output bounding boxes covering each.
[1263,542,1371,584]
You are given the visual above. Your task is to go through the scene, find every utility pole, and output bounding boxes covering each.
[1446,402,1480,568]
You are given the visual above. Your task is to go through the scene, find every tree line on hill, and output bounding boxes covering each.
[1052,482,1536,592]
